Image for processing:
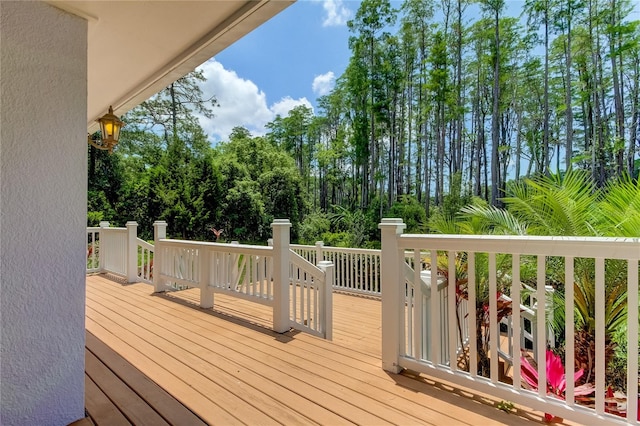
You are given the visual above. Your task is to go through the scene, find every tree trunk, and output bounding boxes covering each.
[490,6,501,206]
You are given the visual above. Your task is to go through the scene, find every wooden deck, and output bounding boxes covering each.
[85,274,562,425]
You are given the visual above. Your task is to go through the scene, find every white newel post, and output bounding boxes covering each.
[200,247,213,309]
[271,219,291,333]
[318,260,334,341]
[126,221,139,283]
[379,218,406,373]
[153,221,167,293]
[99,221,110,272]
[315,241,324,265]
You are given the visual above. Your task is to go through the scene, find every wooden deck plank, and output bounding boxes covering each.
[87,285,394,424]
[86,275,555,426]
[88,281,493,425]
[84,374,131,426]
[86,313,287,426]
[135,296,496,425]
[87,319,243,425]
[85,349,169,425]
[162,289,385,369]
[86,332,207,426]
[87,287,462,425]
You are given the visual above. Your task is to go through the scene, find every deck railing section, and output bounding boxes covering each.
[100,227,127,276]
[380,218,639,425]
[289,251,334,339]
[86,226,101,273]
[86,221,146,283]
[137,238,154,284]
[156,239,274,301]
[292,241,537,362]
[292,243,380,296]
[154,220,332,338]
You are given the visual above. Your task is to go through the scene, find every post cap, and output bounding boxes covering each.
[378,218,406,231]
[271,219,292,227]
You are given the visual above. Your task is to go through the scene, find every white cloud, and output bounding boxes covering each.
[320,0,352,27]
[312,71,335,96]
[196,60,312,142]
[271,96,314,118]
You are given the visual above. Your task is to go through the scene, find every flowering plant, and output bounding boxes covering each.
[521,350,594,421]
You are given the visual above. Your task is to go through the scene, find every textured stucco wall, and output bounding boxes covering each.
[0,2,87,425]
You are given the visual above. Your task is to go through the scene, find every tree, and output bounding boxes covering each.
[128,69,217,147]
[347,0,397,209]
[214,127,306,241]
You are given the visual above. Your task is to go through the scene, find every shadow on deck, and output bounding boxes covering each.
[85,274,573,425]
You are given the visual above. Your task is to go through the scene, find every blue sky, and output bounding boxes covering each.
[196,0,355,143]
[195,0,640,143]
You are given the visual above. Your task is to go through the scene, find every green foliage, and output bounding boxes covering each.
[389,195,426,232]
[87,211,104,227]
[496,400,515,413]
[329,205,368,247]
[221,179,268,242]
[456,171,638,383]
[87,190,115,224]
[299,212,332,244]
[259,167,305,239]
[608,325,640,392]
[320,231,356,248]
[214,127,305,242]
[595,174,640,237]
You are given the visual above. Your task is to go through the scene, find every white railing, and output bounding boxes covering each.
[86,221,141,283]
[380,218,639,425]
[100,227,127,276]
[289,251,333,339]
[151,220,333,339]
[292,242,381,296]
[89,220,333,339]
[156,239,274,302]
[137,238,154,284]
[294,241,537,367]
[86,226,101,273]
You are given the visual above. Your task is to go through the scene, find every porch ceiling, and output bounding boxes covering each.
[47,1,294,131]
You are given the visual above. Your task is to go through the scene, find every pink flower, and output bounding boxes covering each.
[521,350,594,422]
[521,350,594,398]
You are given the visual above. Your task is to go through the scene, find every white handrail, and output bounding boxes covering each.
[381,220,639,425]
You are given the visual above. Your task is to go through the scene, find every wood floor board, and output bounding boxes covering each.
[86,275,557,426]
[87,288,401,425]
[86,308,288,426]
[84,375,131,426]
[89,282,385,371]
[85,332,207,426]
[89,289,470,425]
[85,350,169,425]
[86,319,244,425]
[88,284,386,378]
[89,283,436,421]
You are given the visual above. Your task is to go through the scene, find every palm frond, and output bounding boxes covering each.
[597,174,640,237]
[460,205,528,235]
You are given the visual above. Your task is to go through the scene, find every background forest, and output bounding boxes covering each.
[88,0,640,246]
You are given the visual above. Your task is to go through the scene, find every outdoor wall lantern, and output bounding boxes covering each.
[87,105,124,153]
